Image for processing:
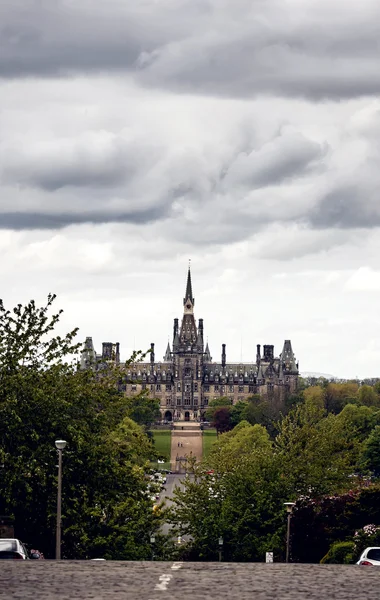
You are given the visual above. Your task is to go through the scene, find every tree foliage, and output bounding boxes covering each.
[169,398,378,562]
[168,423,287,561]
[0,295,162,558]
[361,425,380,476]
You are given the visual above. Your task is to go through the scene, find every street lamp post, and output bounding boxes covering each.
[218,536,223,562]
[284,502,295,563]
[55,440,67,560]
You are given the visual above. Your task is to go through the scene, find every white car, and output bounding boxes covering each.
[0,539,29,560]
[357,547,380,565]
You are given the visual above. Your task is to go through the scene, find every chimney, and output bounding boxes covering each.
[102,342,112,359]
[150,343,155,364]
[222,343,226,367]
[256,344,261,362]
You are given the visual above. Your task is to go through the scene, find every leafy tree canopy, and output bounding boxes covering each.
[0,295,163,559]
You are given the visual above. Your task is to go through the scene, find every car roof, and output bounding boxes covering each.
[0,539,24,547]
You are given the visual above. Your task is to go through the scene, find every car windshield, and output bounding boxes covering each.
[367,549,380,561]
[0,540,17,552]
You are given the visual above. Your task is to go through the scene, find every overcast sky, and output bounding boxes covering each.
[1,0,380,378]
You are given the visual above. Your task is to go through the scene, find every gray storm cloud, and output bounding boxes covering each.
[1,0,380,243]
[1,0,380,100]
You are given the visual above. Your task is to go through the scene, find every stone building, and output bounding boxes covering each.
[81,267,299,421]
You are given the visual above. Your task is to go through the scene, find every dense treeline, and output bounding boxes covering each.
[205,378,380,435]
[0,295,165,559]
[170,383,380,562]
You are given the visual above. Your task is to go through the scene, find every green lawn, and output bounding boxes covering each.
[151,430,172,470]
[203,429,217,459]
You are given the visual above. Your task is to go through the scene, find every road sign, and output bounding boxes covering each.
[266,552,273,563]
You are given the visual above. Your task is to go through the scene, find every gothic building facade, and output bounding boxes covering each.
[81,268,299,421]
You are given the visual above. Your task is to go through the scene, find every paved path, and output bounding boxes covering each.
[2,562,380,600]
[171,435,202,470]
[159,473,188,537]
[170,424,203,472]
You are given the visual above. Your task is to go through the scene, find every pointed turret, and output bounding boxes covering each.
[172,318,179,349]
[281,339,298,372]
[80,337,97,370]
[204,342,212,362]
[164,341,171,362]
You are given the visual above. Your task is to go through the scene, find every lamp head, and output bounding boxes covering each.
[55,440,67,450]
[284,502,295,513]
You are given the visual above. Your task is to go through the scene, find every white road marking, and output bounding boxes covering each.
[155,574,172,591]
[152,562,183,593]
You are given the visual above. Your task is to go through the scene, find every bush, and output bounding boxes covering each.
[320,541,355,564]
[353,524,380,558]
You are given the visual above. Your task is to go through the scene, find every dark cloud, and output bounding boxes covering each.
[223,132,326,188]
[0,205,169,231]
[1,131,160,193]
[4,145,132,191]
[309,186,380,229]
[1,1,380,100]
[0,0,194,77]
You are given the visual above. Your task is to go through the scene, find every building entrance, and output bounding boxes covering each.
[164,410,172,422]
[184,411,190,421]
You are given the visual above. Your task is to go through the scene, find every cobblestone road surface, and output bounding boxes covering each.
[2,562,380,600]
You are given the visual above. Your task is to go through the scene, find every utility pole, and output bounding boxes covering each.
[55,440,67,560]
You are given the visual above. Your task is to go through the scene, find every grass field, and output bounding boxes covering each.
[151,430,172,470]
[202,429,217,459]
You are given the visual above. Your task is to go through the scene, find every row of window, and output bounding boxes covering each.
[131,382,288,393]
[164,397,210,407]
[203,384,255,393]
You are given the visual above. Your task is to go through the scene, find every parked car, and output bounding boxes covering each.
[0,539,29,560]
[357,547,380,565]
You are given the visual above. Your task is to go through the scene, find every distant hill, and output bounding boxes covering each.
[301,371,337,380]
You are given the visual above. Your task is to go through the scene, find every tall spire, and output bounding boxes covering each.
[164,341,171,362]
[183,261,194,307]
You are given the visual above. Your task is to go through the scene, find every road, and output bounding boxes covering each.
[2,561,380,599]
[159,473,189,537]
[160,473,188,506]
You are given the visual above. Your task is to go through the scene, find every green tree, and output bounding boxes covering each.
[358,385,380,408]
[335,404,380,442]
[324,383,359,414]
[303,386,325,409]
[230,400,248,427]
[242,398,277,436]
[275,403,357,497]
[0,295,162,559]
[169,422,287,561]
[205,397,232,422]
[124,393,161,431]
[361,425,380,476]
